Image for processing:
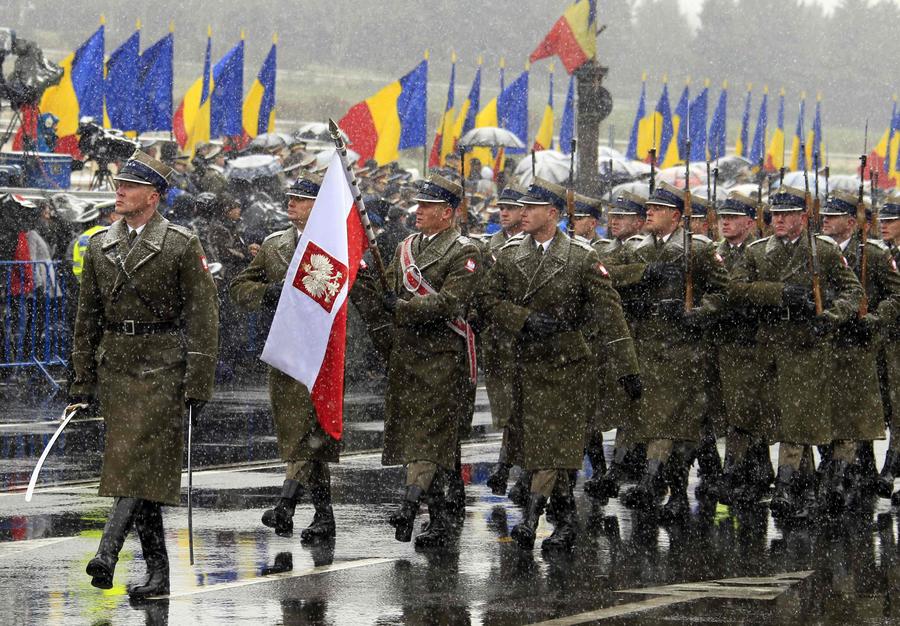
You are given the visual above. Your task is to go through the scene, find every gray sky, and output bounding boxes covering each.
[678,0,848,26]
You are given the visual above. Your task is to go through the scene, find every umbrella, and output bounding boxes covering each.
[295,122,348,144]
[249,132,295,150]
[313,147,360,170]
[599,158,651,178]
[611,181,651,199]
[657,164,706,189]
[459,127,525,150]
[225,154,283,181]
[513,150,574,186]
[598,146,626,161]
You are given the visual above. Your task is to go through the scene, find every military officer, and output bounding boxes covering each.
[821,190,900,509]
[229,174,340,544]
[481,178,641,551]
[570,193,604,246]
[878,197,900,501]
[730,186,862,521]
[371,174,482,548]
[613,182,729,520]
[69,150,218,597]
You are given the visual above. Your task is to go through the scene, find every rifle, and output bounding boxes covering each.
[801,140,824,315]
[328,119,389,291]
[649,110,657,194]
[709,162,719,237]
[684,138,694,312]
[812,151,821,234]
[565,139,577,237]
[458,146,469,236]
[858,128,870,317]
[756,158,766,235]
[608,158,615,206]
[531,149,536,180]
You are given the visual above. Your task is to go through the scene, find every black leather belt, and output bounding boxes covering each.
[106,320,180,336]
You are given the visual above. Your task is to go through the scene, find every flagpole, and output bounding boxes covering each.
[328,119,390,291]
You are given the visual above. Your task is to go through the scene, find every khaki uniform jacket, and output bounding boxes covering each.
[71,211,218,505]
[482,231,639,470]
[229,227,339,464]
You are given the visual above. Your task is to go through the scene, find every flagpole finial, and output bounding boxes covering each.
[779,87,785,96]
[549,61,555,74]
[800,90,806,99]
[747,82,752,91]
[424,49,429,60]
[641,71,647,82]
[763,85,768,94]
[207,25,212,37]
[525,60,530,71]
[99,14,105,25]
[816,91,822,101]
[722,79,728,89]
[662,73,668,83]
[169,20,175,33]
[477,54,483,65]
[704,78,711,88]
[272,32,278,44]
[685,75,691,85]
[451,50,457,63]
[136,18,141,30]
[241,29,246,40]
[500,56,505,69]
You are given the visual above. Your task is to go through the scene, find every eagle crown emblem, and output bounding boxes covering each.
[301,254,344,304]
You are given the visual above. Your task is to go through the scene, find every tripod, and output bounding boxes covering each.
[89,160,116,191]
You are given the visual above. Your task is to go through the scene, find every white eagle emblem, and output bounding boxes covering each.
[301,254,343,305]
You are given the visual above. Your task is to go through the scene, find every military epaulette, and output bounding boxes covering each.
[815,234,839,247]
[263,229,288,243]
[499,236,526,251]
[594,238,613,245]
[866,239,889,251]
[166,223,195,239]
[570,237,594,251]
[748,236,771,247]
[625,235,644,243]
[456,235,474,246]
[692,233,713,244]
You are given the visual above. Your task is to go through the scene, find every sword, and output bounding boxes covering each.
[188,405,194,565]
[25,405,84,502]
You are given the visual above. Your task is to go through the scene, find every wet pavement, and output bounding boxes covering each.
[3,388,900,624]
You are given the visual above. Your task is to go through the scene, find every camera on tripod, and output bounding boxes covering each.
[76,119,139,190]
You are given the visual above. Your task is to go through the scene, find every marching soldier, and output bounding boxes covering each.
[878,196,900,501]
[821,191,900,509]
[367,174,482,548]
[481,178,641,551]
[230,174,340,544]
[730,186,862,521]
[69,150,218,597]
[570,193,604,246]
[614,182,729,520]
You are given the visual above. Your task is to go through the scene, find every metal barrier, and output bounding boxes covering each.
[0,260,68,390]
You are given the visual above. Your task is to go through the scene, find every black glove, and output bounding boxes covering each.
[656,299,686,323]
[67,395,100,418]
[262,281,284,310]
[837,314,878,347]
[641,262,682,287]
[810,313,834,338]
[382,290,399,313]
[618,373,643,401]
[522,312,570,337]
[782,283,816,319]
[681,308,713,332]
[186,398,207,419]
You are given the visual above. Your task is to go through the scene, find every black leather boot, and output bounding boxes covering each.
[486,463,511,496]
[660,450,691,523]
[585,432,607,478]
[541,494,578,551]
[301,472,335,544]
[389,485,422,542]
[877,450,900,499]
[511,494,546,550]
[414,491,452,549]
[856,441,878,495]
[822,459,849,514]
[127,501,170,599]
[621,459,665,511]
[445,462,467,524]
[507,471,531,507]
[86,497,140,589]
[584,447,627,501]
[694,434,722,501]
[769,465,797,519]
[262,479,303,537]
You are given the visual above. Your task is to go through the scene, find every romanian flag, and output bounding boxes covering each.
[872,98,896,177]
[242,38,277,139]
[173,29,213,155]
[625,75,647,160]
[532,66,554,152]
[104,23,140,132]
[450,62,481,155]
[707,82,728,161]
[764,89,785,172]
[470,69,529,170]
[789,94,806,172]
[428,53,456,169]
[210,37,244,139]
[735,85,751,159]
[749,87,768,168]
[559,74,575,153]
[654,80,674,165]
[529,0,597,74]
[688,80,709,162]
[661,81,689,168]
[636,78,666,161]
[135,29,173,133]
[339,56,428,165]
[38,20,105,156]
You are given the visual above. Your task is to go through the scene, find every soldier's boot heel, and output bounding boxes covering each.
[390,485,423,543]
[414,496,452,550]
[585,462,625,501]
[86,497,140,589]
[486,463,511,496]
[262,480,302,537]
[660,454,691,524]
[507,471,531,507]
[694,436,722,501]
[857,441,879,495]
[769,466,797,519]
[621,460,664,511]
[511,494,546,550]
[541,495,578,552]
[877,450,899,499]
[822,460,849,514]
[301,476,336,544]
[127,501,170,599]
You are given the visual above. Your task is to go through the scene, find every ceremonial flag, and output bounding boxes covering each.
[533,66,554,152]
[655,80,674,165]
[173,28,212,155]
[104,23,140,132]
[500,69,529,154]
[135,29,173,133]
[688,81,709,162]
[874,97,896,176]
[735,84,751,159]
[708,82,728,161]
[210,37,244,138]
[807,95,824,172]
[529,0,597,74]
[636,78,666,160]
[749,87,768,168]
[661,80,689,168]
[38,20,105,156]
[626,74,647,160]
[789,94,806,172]
[559,74,575,153]
[428,53,456,168]
[261,153,367,441]
[242,38,277,139]
[339,56,428,165]
[764,88,785,172]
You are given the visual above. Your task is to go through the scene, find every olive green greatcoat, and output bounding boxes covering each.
[730,233,863,444]
[482,231,640,470]
[377,227,482,470]
[829,236,900,440]
[885,244,900,431]
[71,211,218,505]
[229,227,340,464]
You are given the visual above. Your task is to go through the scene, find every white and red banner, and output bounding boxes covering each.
[261,153,368,440]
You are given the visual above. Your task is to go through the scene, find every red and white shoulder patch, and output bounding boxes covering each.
[200,256,209,272]
[890,257,898,273]
[841,256,849,268]
[593,262,610,277]
[714,252,725,265]
[464,258,477,273]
